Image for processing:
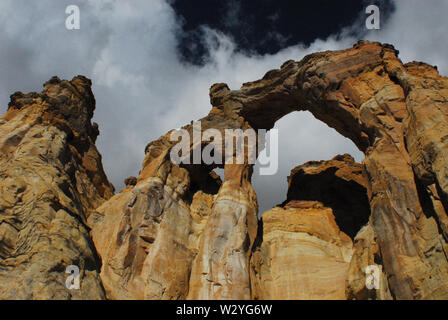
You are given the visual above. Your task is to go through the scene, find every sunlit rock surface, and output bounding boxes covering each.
[0,76,114,299]
[250,155,367,300]
[2,41,448,299]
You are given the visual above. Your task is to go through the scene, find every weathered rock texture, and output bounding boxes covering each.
[2,40,448,300]
[0,76,114,299]
[285,154,370,239]
[207,41,448,299]
[88,40,448,300]
[250,201,353,300]
[88,114,259,299]
[250,155,367,299]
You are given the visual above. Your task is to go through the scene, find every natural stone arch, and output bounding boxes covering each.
[210,42,448,298]
[90,41,448,300]
[205,40,448,299]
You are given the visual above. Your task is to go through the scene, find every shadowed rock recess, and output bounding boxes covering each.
[1,41,448,300]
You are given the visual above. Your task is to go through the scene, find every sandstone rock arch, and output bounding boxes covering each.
[2,41,448,300]
[88,40,448,299]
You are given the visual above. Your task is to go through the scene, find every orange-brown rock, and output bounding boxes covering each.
[2,40,448,300]
[209,41,448,299]
[187,162,258,299]
[89,40,448,300]
[345,224,392,300]
[286,154,369,239]
[250,201,353,300]
[250,155,368,300]
[89,119,258,299]
[0,76,114,299]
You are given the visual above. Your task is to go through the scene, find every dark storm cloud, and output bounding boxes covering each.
[170,0,395,64]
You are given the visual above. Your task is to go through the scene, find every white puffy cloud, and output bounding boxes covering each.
[0,0,446,213]
[365,0,448,75]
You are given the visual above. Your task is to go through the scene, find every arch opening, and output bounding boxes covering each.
[252,110,368,238]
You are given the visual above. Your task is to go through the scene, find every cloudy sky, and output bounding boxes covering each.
[0,0,447,214]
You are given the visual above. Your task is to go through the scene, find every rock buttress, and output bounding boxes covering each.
[0,76,114,299]
[89,111,258,299]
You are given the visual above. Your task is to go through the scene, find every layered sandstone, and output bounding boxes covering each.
[1,40,448,300]
[285,154,369,239]
[89,40,448,300]
[250,201,353,300]
[0,76,114,299]
[208,41,448,299]
[88,115,259,299]
[250,155,368,299]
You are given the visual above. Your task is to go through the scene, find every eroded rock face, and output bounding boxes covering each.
[209,41,448,299]
[187,163,258,299]
[250,201,353,300]
[0,76,114,299]
[2,40,448,300]
[89,114,259,299]
[250,155,368,300]
[89,41,448,300]
[286,154,370,239]
[345,224,392,300]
